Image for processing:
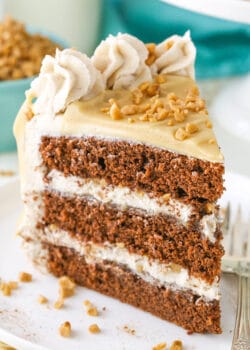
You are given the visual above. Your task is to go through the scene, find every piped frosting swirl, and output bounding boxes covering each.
[92,33,152,89]
[29,48,104,115]
[150,31,196,79]
[28,32,196,116]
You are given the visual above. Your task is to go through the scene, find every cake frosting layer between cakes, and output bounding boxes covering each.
[17,189,223,283]
[19,225,219,301]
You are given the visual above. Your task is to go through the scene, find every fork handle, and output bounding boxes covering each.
[232,275,250,350]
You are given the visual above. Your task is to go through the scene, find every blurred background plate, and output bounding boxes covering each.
[161,0,250,24]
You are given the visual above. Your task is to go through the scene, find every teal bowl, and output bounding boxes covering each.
[0,30,68,152]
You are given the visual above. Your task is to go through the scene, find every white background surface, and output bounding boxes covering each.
[1,171,250,349]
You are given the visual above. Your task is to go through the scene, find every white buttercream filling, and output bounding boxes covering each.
[19,219,219,301]
[47,169,192,222]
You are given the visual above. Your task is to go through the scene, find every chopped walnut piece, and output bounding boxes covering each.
[116,242,125,248]
[174,109,185,122]
[152,342,167,350]
[88,323,101,334]
[139,81,150,93]
[54,298,64,309]
[87,306,99,317]
[165,40,174,50]
[146,54,156,66]
[167,119,174,126]
[1,283,11,296]
[155,75,166,84]
[162,193,171,203]
[145,43,156,66]
[110,103,123,120]
[139,114,149,122]
[170,340,183,350]
[8,281,18,290]
[156,108,169,121]
[175,128,189,141]
[83,299,92,308]
[170,263,182,273]
[209,138,216,144]
[146,83,160,97]
[19,271,32,282]
[205,203,214,214]
[136,264,144,273]
[146,43,156,54]
[121,104,138,115]
[185,123,199,134]
[59,321,71,337]
[138,103,151,113]
[132,88,143,105]
[59,276,75,298]
[206,120,213,128]
[37,295,48,304]
[191,86,199,96]
[167,92,177,101]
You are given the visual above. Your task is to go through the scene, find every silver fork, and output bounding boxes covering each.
[222,203,250,350]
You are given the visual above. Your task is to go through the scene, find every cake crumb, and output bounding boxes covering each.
[54,298,64,309]
[83,299,91,307]
[59,276,75,298]
[37,295,48,304]
[88,323,101,334]
[152,342,167,350]
[1,283,11,296]
[123,325,136,335]
[87,306,99,317]
[59,321,71,337]
[170,340,183,350]
[19,272,32,282]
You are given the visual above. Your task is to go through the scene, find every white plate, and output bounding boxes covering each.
[161,0,250,24]
[1,171,250,350]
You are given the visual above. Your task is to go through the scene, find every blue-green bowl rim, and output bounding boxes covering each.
[0,26,68,87]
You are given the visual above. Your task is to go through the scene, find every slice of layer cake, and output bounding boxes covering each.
[14,32,224,334]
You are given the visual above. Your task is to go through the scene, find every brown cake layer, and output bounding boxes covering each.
[42,191,224,283]
[46,243,221,334]
[40,136,224,204]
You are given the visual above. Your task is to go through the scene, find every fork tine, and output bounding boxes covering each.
[247,215,250,258]
[231,205,243,256]
[222,202,231,255]
[222,202,231,235]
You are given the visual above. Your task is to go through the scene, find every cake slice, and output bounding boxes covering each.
[14,32,224,334]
